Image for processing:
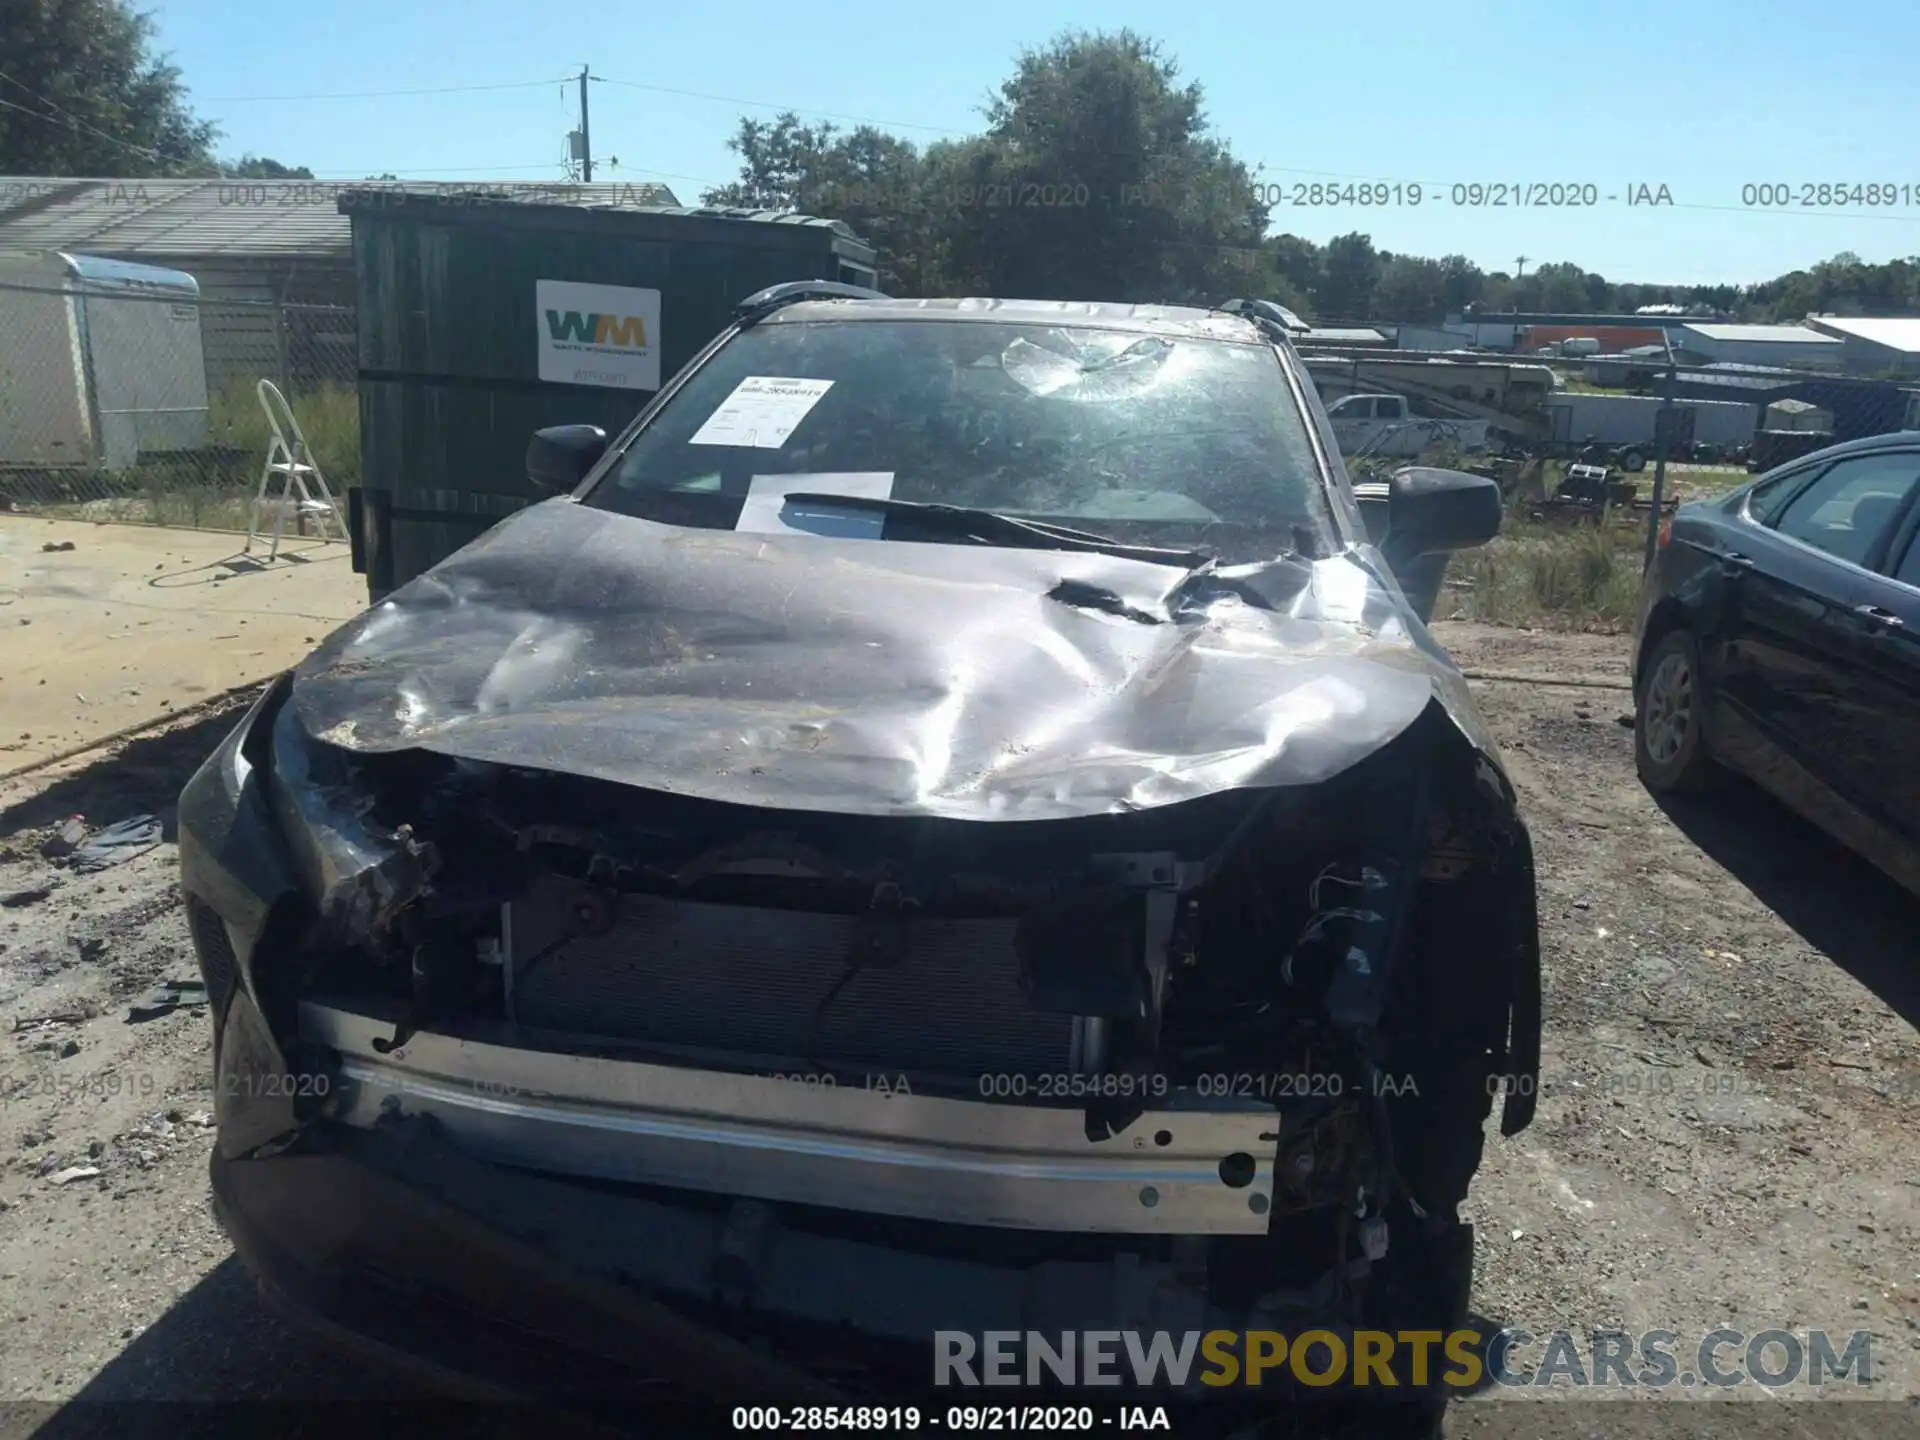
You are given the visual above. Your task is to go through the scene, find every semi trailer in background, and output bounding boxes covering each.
[1542,391,1759,448]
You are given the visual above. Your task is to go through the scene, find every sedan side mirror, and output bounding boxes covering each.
[1365,467,1503,626]
[526,424,608,493]
[1383,466,1502,557]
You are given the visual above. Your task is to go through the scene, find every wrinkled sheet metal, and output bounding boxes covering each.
[291,500,1500,821]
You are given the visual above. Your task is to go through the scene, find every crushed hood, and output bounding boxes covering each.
[291,499,1499,820]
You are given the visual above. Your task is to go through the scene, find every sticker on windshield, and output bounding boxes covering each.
[688,377,834,448]
[736,473,894,538]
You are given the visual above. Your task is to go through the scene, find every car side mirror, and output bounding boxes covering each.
[526,424,608,493]
[1382,466,1502,559]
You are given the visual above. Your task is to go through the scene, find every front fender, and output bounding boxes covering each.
[178,674,304,1000]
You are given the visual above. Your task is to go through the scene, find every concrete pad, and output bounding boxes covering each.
[0,516,365,771]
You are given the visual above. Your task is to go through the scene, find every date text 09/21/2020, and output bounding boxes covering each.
[798,180,1678,210]
[752,1071,1421,1101]
[731,1404,1171,1432]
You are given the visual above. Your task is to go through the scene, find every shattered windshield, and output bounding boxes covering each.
[587,318,1337,560]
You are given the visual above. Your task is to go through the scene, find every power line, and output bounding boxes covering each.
[200,78,572,103]
[591,75,964,136]
[0,74,183,166]
[301,162,583,177]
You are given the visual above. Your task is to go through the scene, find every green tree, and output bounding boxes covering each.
[221,155,314,179]
[1316,232,1380,319]
[702,112,948,295]
[1265,233,1323,315]
[1437,254,1484,314]
[1529,260,1595,314]
[938,30,1268,304]
[702,113,830,210]
[0,0,218,175]
[1374,253,1448,324]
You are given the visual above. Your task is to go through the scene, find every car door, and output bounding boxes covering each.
[1857,507,1920,857]
[1726,449,1920,822]
[1328,395,1374,453]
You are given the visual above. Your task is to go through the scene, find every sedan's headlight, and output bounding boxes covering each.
[268,701,433,947]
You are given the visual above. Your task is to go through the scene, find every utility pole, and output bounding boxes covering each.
[1514,255,1529,279]
[577,65,593,182]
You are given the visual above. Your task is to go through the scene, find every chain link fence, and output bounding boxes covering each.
[1305,340,1920,626]
[0,280,357,532]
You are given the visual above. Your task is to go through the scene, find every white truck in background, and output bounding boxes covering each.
[1326,392,1492,458]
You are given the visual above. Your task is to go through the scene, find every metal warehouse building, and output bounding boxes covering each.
[1665,365,1920,442]
[0,176,679,393]
[1804,316,1920,376]
[1671,322,1843,370]
[1442,311,1712,352]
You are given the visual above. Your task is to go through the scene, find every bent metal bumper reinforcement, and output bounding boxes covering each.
[301,1002,1279,1234]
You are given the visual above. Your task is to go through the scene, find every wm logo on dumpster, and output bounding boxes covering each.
[545,310,649,347]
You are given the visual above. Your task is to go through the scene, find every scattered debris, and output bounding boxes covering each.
[73,937,107,964]
[38,817,88,860]
[10,1008,91,1031]
[69,814,163,874]
[0,886,52,909]
[126,978,209,1023]
[40,541,76,553]
[46,1166,101,1186]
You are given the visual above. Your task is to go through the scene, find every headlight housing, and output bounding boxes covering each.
[268,702,434,949]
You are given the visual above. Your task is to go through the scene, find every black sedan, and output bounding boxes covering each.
[1631,431,1920,894]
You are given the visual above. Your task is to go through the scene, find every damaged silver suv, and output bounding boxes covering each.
[179,288,1540,1430]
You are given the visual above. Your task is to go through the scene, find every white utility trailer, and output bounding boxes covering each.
[0,250,209,472]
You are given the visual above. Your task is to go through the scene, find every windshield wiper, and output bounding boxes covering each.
[779,493,1215,567]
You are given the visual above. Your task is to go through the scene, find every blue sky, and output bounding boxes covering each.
[151,0,1920,286]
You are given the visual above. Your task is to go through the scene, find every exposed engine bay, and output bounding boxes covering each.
[231,677,1537,1348]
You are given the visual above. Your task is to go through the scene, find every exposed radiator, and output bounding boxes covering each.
[506,876,1074,1078]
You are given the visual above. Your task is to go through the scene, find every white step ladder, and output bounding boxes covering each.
[245,378,348,559]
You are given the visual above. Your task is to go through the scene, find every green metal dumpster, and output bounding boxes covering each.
[336,188,879,596]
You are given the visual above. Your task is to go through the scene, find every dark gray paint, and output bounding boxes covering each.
[291,498,1503,821]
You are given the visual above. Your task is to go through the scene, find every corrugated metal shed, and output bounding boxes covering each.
[1805,316,1920,352]
[1678,322,1837,345]
[0,177,681,259]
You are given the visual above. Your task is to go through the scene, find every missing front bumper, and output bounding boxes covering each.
[302,1000,1278,1234]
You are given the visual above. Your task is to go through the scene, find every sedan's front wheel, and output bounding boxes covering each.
[1635,629,1718,792]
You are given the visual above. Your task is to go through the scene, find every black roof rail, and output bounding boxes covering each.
[734,280,890,325]
[1214,297,1311,339]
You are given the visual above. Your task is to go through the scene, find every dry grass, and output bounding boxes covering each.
[1444,508,1651,631]
[15,383,360,532]
[206,382,360,485]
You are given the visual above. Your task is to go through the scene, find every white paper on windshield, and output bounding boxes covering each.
[736,472,895,538]
[688,376,834,449]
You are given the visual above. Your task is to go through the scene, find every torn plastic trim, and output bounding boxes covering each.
[268,701,436,946]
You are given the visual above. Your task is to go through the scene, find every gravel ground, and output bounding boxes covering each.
[0,626,1916,1437]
